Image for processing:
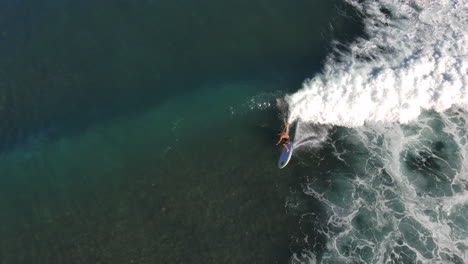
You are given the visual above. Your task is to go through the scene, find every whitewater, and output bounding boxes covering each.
[285,0,468,263]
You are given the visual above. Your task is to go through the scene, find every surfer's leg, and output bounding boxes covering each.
[276,135,285,145]
[283,143,290,152]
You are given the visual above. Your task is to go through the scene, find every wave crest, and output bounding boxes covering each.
[286,0,468,127]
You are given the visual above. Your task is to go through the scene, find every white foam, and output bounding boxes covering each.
[286,0,468,128]
[299,114,468,262]
[290,251,317,264]
[285,0,468,262]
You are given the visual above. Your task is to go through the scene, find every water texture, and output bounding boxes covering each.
[0,0,363,263]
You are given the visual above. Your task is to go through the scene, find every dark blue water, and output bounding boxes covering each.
[0,0,363,262]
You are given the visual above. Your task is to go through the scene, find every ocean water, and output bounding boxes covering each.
[0,0,467,264]
[286,0,468,263]
[0,0,361,263]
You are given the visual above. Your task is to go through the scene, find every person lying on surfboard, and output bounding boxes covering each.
[276,122,290,152]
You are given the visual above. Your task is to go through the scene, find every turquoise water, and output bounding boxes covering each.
[0,0,360,150]
[3,0,466,263]
[0,0,363,263]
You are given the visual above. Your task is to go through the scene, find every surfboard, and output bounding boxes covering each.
[278,141,293,169]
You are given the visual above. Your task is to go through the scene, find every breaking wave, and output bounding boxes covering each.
[285,0,468,263]
[287,0,467,128]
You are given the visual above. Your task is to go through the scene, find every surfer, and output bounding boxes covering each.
[276,122,290,152]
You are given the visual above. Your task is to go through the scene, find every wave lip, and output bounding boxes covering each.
[287,0,468,127]
[285,1,468,263]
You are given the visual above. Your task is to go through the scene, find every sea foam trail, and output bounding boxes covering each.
[284,1,468,263]
[286,0,468,128]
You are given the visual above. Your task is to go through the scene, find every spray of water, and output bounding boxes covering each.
[286,0,467,129]
[284,0,468,262]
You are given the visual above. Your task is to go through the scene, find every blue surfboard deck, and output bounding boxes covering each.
[278,141,293,169]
